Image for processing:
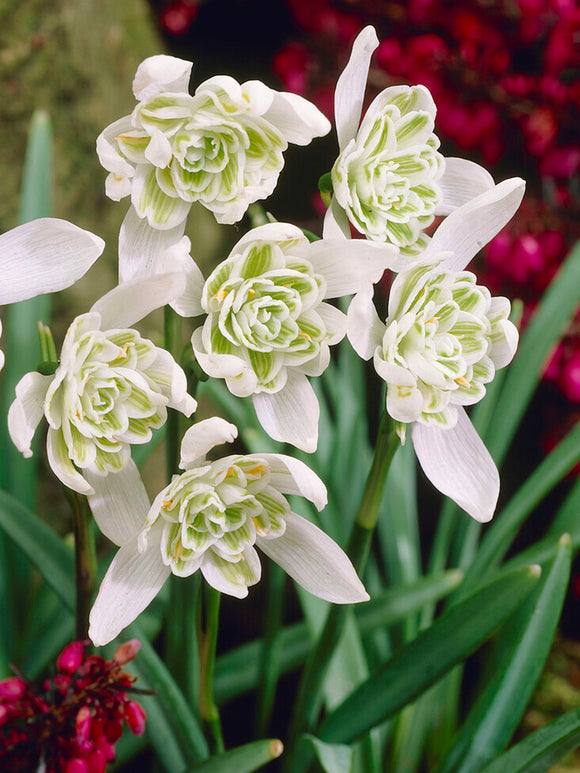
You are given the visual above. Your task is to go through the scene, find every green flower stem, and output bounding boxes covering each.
[165,574,201,708]
[256,563,286,736]
[198,584,225,755]
[66,490,96,641]
[164,305,183,480]
[286,413,399,756]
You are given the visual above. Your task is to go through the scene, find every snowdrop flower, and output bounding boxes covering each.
[8,272,197,496]
[98,55,331,281]
[0,218,104,369]
[348,178,525,522]
[324,26,497,253]
[188,222,399,452]
[88,417,369,645]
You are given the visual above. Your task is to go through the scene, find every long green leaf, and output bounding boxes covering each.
[479,708,580,773]
[485,240,580,465]
[459,420,580,598]
[215,571,463,704]
[184,739,283,772]
[438,535,572,773]
[317,566,540,745]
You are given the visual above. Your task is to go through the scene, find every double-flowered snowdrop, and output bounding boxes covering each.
[88,417,369,645]
[186,222,400,452]
[97,55,331,281]
[9,272,197,496]
[0,218,104,370]
[324,26,497,254]
[347,178,525,522]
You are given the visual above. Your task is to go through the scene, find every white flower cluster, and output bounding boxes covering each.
[1,24,525,646]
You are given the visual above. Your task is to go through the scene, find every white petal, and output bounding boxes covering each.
[156,236,205,317]
[85,459,150,546]
[8,372,52,457]
[191,328,258,397]
[258,453,327,511]
[252,371,319,452]
[46,427,93,495]
[322,198,351,240]
[231,222,307,254]
[257,511,369,603]
[90,271,185,329]
[436,158,495,216]
[424,178,526,271]
[180,417,238,469]
[489,298,519,369]
[96,116,135,178]
[118,205,186,282]
[335,26,379,151]
[133,55,192,100]
[307,239,399,298]
[265,91,331,145]
[200,547,261,598]
[346,285,385,360]
[412,407,499,522]
[317,303,347,345]
[0,219,104,305]
[89,530,170,646]
[144,130,173,167]
[149,346,197,416]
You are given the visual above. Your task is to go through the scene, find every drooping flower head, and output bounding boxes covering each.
[348,178,525,521]
[88,417,369,646]
[324,26,497,252]
[189,222,399,451]
[9,272,196,495]
[0,218,105,370]
[98,55,331,280]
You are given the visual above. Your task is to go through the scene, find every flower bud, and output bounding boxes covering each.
[0,677,26,701]
[58,641,85,674]
[112,639,141,666]
[125,700,147,735]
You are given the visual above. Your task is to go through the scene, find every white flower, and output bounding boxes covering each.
[98,54,331,281]
[347,178,525,522]
[187,222,399,452]
[324,26,497,253]
[88,417,369,646]
[8,272,197,495]
[0,218,105,369]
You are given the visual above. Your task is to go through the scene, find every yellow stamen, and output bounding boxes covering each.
[455,376,468,386]
[252,516,267,536]
[247,288,256,299]
[246,464,266,477]
[162,499,173,509]
[216,289,229,302]
[298,331,311,341]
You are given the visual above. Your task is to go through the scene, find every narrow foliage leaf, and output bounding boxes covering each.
[183,739,284,772]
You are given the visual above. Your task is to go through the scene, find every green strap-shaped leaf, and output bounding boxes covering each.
[479,708,580,773]
[0,489,207,767]
[438,535,572,773]
[303,735,353,773]
[317,566,540,745]
[215,571,463,704]
[183,739,283,772]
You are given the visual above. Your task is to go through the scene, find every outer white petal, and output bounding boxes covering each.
[96,116,135,179]
[346,285,385,361]
[180,417,238,470]
[264,91,331,145]
[191,328,258,397]
[155,236,205,317]
[307,239,399,298]
[436,158,495,216]
[46,427,93,495]
[322,197,351,240]
[411,407,499,522]
[133,55,193,100]
[0,219,104,305]
[89,529,171,646]
[90,271,185,329]
[335,25,379,151]
[85,459,150,546]
[424,178,526,272]
[257,511,369,603]
[8,372,52,457]
[148,346,197,416]
[252,371,319,452]
[118,205,187,282]
[257,453,327,511]
[317,303,347,345]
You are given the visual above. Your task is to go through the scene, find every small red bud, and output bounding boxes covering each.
[87,749,107,773]
[58,641,85,674]
[0,676,26,701]
[66,759,89,773]
[75,705,92,750]
[125,700,147,735]
[112,639,141,665]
